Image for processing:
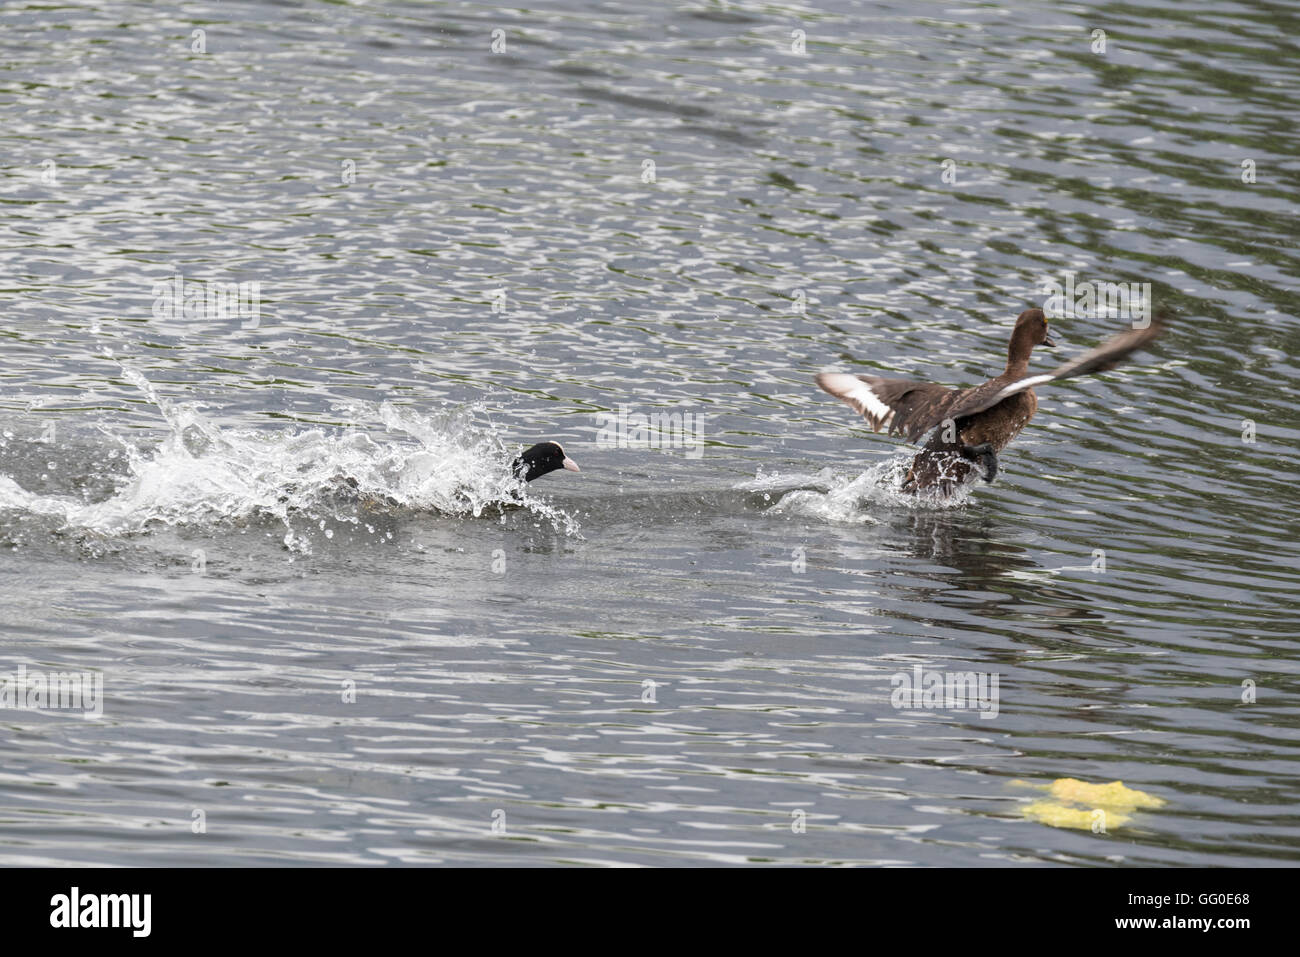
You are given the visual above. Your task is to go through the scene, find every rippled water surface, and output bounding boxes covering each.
[2,0,1298,866]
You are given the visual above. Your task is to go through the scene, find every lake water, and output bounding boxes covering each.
[1,0,1298,866]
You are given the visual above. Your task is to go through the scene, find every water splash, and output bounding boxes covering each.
[0,368,579,552]
[749,454,978,523]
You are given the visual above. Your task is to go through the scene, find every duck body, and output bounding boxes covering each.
[816,307,1166,498]
[903,388,1037,495]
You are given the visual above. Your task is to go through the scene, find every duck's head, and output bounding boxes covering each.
[1007,308,1057,367]
[513,441,580,482]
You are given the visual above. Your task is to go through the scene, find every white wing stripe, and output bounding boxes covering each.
[817,373,895,431]
[991,373,1055,402]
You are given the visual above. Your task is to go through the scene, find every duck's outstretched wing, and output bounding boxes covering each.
[816,314,1168,441]
[981,314,1168,407]
[814,373,966,441]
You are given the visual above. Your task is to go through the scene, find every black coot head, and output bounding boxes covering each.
[513,441,580,482]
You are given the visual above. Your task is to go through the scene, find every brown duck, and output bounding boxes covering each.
[815,308,1166,496]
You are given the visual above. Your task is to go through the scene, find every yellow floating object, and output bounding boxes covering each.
[1022,799,1132,830]
[1046,778,1165,809]
[1012,778,1164,831]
